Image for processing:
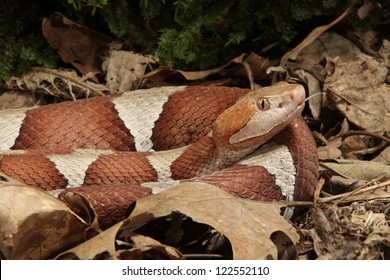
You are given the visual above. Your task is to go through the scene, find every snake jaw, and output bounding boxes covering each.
[213,83,305,151]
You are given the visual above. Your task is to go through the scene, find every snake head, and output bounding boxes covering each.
[213,82,305,150]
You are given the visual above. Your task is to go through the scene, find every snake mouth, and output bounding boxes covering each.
[227,84,305,146]
[209,82,306,156]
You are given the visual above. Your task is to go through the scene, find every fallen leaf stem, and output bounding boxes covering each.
[342,130,390,144]
[316,179,390,204]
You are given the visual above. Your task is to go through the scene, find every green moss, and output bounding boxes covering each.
[0,0,388,81]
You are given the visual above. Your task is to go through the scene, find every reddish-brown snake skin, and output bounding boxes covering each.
[0,85,318,228]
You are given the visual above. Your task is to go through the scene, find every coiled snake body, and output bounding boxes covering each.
[0,83,318,228]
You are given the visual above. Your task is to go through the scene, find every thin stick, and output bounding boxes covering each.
[265,179,389,208]
[316,179,390,204]
[342,130,390,144]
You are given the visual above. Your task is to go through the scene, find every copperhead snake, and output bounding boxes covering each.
[0,82,318,228]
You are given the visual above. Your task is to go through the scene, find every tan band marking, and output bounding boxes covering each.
[143,147,187,194]
[239,142,296,199]
[113,86,186,151]
[0,107,35,150]
[0,150,28,155]
[146,147,187,182]
[47,149,113,188]
[238,142,296,219]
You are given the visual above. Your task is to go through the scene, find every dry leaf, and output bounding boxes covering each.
[58,221,184,260]
[378,39,390,69]
[342,135,367,152]
[339,185,390,203]
[324,54,389,133]
[372,146,390,164]
[310,203,390,260]
[0,90,45,110]
[279,7,353,67]
[295,31,362,68]
[57,223,122,259]
[320,159,390,180]
[317,138,342,160]
[238,52,271,89]
[103,50,158,92]
[6,67,109,100]
[317,179,390,204]
[322,175,366,195]
[58,184,152,230]
[339,133,384,159]
[113,233,184,260]
[42,13,133,78]
[58,230,184,260]
[58,182,300,260]
[0,183,93,259]
[357,1,377,20]
[143,53,270,87]
[144,53,244,84]
[345,29,382,57]
[306,73,323,118]
[124,182,299,260]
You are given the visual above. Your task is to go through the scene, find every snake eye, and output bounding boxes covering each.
[256,98,270,111]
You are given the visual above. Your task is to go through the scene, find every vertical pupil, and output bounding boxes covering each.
[258,98,267,110]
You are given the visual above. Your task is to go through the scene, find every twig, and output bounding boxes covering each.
[273,179,390,209]
[242,61,255,90]
[316,179,390,204]
[313,177,325,208]
[342,130,390,144]
[279,5,353,67]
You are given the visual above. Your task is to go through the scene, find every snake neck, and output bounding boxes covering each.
[168,134,260,180]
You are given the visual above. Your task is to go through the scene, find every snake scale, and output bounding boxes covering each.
[0,82,318,228]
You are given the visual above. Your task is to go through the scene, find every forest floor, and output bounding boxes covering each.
[0,12,389,260]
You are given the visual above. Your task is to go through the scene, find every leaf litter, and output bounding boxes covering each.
[55,183,299,260]
[0,5,389,259]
